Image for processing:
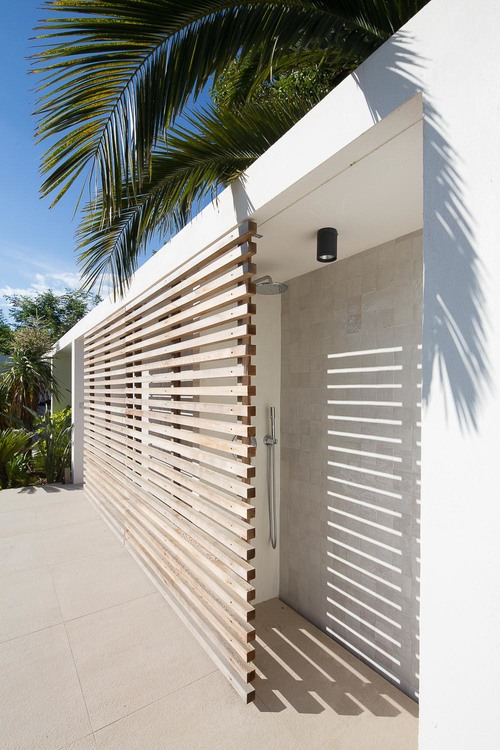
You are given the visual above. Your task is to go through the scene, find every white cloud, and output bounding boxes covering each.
[47,272,83,287]
[0,271,84,314]
[0,271,82,298]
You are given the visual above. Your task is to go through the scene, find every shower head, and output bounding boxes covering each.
[254,275,288,295]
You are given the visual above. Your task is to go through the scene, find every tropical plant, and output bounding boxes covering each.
[0,311,12,355]
[31,407,72,484]
[34,0,428,295]
[0,428,33,489]
[10,327,52,359]
[5,452,34,489]
[0,328,58,429]
[76,93,322,292]
[6,288,100,342]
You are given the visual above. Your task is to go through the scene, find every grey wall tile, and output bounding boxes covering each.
[280,231,422,702]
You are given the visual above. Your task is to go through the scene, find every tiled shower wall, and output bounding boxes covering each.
[279,231,422,699]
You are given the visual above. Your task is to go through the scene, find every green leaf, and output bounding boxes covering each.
[34,0,428,292]
[76,93,322,297]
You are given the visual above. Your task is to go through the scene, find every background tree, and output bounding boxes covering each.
[0,311,12,356]
[0,328,57,430]
[6,288,100,342]
[34,0,428,295]
[0,288,96,432]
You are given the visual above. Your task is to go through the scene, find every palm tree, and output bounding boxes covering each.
[0,328,58,430]
[34,1,428,295]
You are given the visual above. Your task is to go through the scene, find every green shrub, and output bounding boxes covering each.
[0,428,33,489]
[32,407,72,484]
[5,452,34,488]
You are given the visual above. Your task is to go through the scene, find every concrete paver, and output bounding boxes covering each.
[93,670,301,750]
[49,548,156,620]
[0,566,62,643]
[0,531,48,574]
[41,517,122,566]
[0,624,92,750]
[66,593,215,730]
[0,485,418,749]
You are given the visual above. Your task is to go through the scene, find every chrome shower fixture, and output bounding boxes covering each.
[264,406,278,549]
[254,275,288,295]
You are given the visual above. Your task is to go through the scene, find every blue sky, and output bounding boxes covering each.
[0,5,217,321]
[0,4,86,316]
[1,4,213,319]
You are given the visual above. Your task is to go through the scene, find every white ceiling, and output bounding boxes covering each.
[255,121,423,282]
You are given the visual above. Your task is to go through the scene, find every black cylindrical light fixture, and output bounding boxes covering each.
[317,227,338,263]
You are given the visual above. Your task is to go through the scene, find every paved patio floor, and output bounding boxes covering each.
[0,485,418,749]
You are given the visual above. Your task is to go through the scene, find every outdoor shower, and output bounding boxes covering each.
[254,276,286,549]
[264,406,278,549]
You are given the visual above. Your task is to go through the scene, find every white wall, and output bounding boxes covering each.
[71,339,85,485]
[52,348,72,412]
[253,293,282,603]
[290,2,500,745]
[351,1,500,747]
[280,232,423,699]
[410,3,500,748]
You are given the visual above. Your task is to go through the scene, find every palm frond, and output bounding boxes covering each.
[77,93,322,297]
[34,1,422,214]
[0,352,59,429]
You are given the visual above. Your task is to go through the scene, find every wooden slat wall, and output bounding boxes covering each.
[83,224,257,701]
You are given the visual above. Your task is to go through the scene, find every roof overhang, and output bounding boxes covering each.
[55,82,422,350]
[251,95,422,281]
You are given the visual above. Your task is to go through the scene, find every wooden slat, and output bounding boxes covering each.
[86,363,256,386]
[84,323,255,366]
[85,424,255,480]
[86,395,255,418]
[84,344,254,377]
[84,290,254,362]
[123,409,256,439]
[84,421,255,502]
[86,230,256,345]
[84,384,255,398]
[125,511,255,654]
[83,276,254,357]
[83,223,256,701]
